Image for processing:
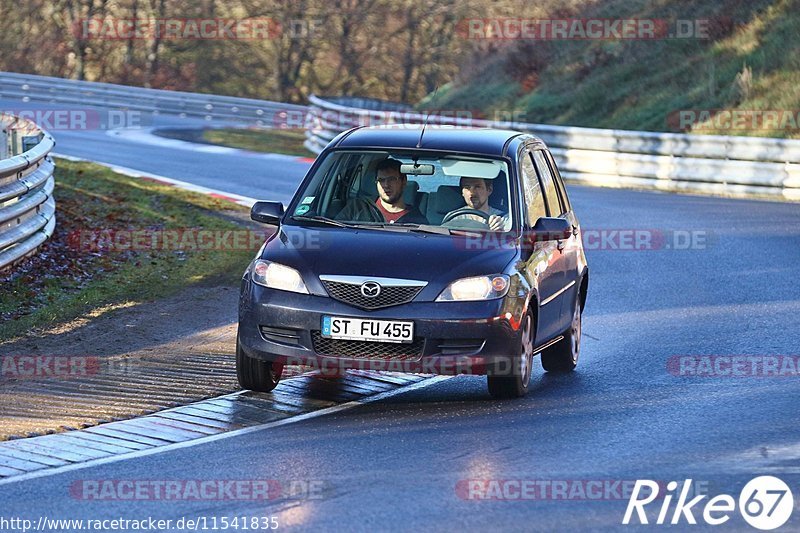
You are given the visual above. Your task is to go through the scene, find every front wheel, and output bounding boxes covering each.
[541,296,581,373]
[487,312,534,399]
[236,337,283,392]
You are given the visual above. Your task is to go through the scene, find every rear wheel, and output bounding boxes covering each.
[487,312,534,399]
[541,295,581,372]
[236,337,283,392]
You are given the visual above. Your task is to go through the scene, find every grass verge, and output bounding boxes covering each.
[0,158,259,341]
[203,128,314,157]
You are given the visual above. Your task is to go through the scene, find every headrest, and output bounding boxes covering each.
[359,174,378,198]
[403,180,420,206]
[435,185,464,214]
[488,171,508,210]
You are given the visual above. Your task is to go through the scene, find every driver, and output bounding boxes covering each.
[445,176,509,231]
[336,157,428,224]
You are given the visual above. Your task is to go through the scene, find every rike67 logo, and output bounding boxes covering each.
[623,477,794,530]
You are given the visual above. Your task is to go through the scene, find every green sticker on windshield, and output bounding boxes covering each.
[295,205,311,215]
[301,196,315,205]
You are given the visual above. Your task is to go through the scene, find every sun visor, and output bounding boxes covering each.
[441,159,504,179]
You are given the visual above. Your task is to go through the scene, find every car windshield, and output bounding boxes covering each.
[287,150,514,233]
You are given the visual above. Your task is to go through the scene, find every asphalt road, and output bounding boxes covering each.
[1,98,799,531]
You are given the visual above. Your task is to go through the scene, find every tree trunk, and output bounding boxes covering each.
[144,0,165,88]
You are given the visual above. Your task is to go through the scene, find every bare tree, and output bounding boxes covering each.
[52,0,109,80]
[143,0,166,87]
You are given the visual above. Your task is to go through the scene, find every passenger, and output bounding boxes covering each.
[336,157,428,224]
[445,176,509,231]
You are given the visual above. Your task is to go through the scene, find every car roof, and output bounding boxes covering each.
[332,125,546,157]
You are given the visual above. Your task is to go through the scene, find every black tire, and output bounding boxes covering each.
[541,294,582,373]
[236,338,283,392]
[487,312,535,399]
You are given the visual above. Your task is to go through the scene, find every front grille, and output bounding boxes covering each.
[311,331,424,361]
[321,280,423,310]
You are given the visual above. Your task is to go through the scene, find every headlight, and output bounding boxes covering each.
[251,260,309,294]
[436,274,510,302]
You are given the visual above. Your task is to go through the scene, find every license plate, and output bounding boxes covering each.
[321,316,414,344]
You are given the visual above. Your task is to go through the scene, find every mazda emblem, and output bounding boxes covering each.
[360,281,381,298]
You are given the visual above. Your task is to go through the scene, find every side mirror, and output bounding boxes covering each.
[250,201,284,225]
[528,217,572,243]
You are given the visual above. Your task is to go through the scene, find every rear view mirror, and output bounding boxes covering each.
[400,163,435,175]
[528,217,572,243]
[251,201,284,225]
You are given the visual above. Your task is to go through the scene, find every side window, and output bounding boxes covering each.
[519,151,546,225]
[544,150,571,212]
[531,150,563,216]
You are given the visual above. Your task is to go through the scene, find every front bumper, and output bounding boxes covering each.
[238,281,526,376]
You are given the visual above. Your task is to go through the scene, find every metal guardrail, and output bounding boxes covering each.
[0,71,308,127]
[0,114,56,270]
[305,95,800,201]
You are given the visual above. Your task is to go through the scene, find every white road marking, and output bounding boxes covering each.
[107,127,245,155]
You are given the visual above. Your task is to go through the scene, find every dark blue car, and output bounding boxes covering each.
[237,126,588,398]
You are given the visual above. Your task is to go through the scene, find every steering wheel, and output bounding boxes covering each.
[441,207,492,224]
[355,197,385,223]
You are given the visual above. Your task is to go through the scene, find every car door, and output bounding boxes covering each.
[518,145,565,344]
[531,149,574,336]
[543,149,581,314]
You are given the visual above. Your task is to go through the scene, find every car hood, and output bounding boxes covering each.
[261,225,519,298]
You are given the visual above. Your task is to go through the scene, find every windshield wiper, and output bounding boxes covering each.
[399,224,482,237]
[349,223,413,232]
[292,216,403,233]
[401,224,452,235]
[292,215,350,228]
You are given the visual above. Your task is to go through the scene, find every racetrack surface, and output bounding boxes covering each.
[1,98,799,531]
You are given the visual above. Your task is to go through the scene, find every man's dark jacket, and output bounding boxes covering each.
[335,197,428,224]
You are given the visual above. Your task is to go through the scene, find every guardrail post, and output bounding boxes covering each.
[9,128,18,155]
